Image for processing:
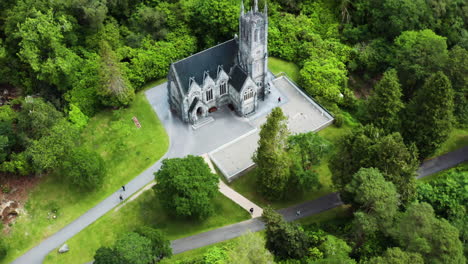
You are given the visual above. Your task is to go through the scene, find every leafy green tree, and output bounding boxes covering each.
[342,0,433,41]
[154,155,219,219]
[127,35,197,89]
[445,46,468,126]
[65,51,102,117]
[17,97,63,140]
[203,246,228,264]
[61,148,106,190]
[227,232,274,264]
[404,72,454,158]
[364,247,424,264]
[98,40,135,107]
[393,30,448,97]
[392,203,465,264]
[288,132,329,193]
[262,207,310,260]
[345,168,399,253]
[417,170,467,220]
[94,247,125,264]
[345,168,399,232]
[366,69,404,132]
[330,125,418,204]
[26,120,79,173]
[68,104,89,129]
[288,132,330,170]
[316,235,356,264]
[129,4,169,41]
[253,107,290,200]
[16,10,81,91]
[68,0,108,30]
[417,168,468,255]
[136,226,172,261]
[300,54,348,103]
[189,0,239,48]
[349,38,394,76]
[114,232,153,264]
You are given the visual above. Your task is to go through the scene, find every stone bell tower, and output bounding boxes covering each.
[238,0,268,100]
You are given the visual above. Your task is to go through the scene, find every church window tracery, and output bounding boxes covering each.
[243,87,255,100]
[220,81,227,95]
[206,89,213,101]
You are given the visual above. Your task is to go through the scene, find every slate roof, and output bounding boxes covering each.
[230,65,248,92]
[173,39,238,94]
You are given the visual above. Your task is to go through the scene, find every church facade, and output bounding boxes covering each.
[167,0,269,124]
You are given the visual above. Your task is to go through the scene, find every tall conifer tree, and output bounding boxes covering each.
[367,69,404,132]
[404,72,454,158]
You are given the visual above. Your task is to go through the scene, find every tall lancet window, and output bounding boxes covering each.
[255,29,259,42]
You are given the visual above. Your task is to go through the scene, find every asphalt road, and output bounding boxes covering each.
[10,81,468,263]
[170,147,468,254]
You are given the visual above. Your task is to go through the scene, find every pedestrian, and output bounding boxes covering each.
[249,208,254,214]
[119,195,123,202]
[122,185,126,191]
[278,97,281,103]
[296,210,301,216]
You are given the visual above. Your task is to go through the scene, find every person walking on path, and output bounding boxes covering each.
[249,208,254,214]
[278,97,281,103]
[122,185,126,191]
[119,195,123,202]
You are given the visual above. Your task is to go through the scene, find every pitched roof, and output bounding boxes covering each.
[230,65,248,92]
[173,39,238,94]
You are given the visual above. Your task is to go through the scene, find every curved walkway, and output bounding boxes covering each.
[170,146,468,254]
[11,83,257,264]
[11,80,468,263]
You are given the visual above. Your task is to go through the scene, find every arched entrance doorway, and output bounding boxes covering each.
[197,107,203,117]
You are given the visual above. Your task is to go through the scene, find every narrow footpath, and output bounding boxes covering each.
[202,154,263,218]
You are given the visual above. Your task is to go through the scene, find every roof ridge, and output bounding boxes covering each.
[173,38,237,65]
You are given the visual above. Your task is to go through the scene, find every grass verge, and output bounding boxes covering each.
[431,127,468,158]
[2,87,169,264]
[44,185,250,264]
[268,57,301,83]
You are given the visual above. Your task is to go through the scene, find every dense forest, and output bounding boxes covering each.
[0,0,467,263]
[0,0,467,177]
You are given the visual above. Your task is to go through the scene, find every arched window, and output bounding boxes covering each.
[220,81,227,95]
[243,87,255,101]
[254,29,259,42]
[206,88,213,101]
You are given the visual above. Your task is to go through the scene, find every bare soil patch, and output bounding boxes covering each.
[0,175,40,233]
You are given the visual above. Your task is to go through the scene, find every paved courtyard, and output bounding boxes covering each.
[210,76,334,181]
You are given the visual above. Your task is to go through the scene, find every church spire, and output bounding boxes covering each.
[240,0,244,15]
[264,0,267,14]
[254,0,258,12]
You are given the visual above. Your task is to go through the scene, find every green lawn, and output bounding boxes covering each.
[229,123,353,209]
[2,87,169,264]
[44,184,250,264]
[268,57,301,83]
[431,127,468,158]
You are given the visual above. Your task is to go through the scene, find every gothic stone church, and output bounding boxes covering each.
[167,1,269,124]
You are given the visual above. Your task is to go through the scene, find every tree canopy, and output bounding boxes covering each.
[153,155,219,219]
[403,71,455,158]
[330,125,418,204]
[253,107,291,200]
